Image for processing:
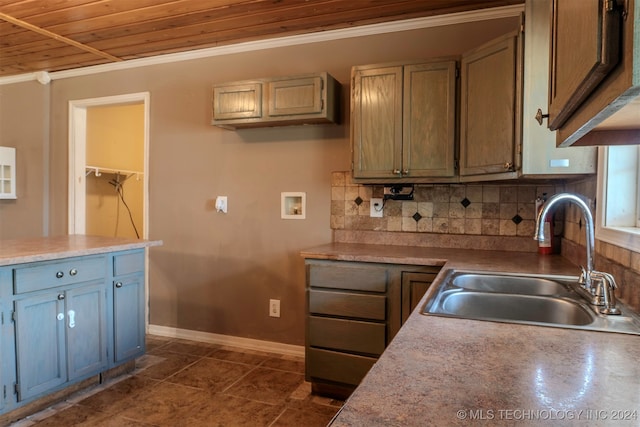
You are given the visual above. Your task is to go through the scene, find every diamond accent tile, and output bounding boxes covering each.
[460,198,471,208]
[412,212,422,222]
[512,214,523,225]
[354,196,363,206]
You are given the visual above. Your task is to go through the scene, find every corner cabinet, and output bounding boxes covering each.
[211,72,339,129]
[305,259,440,399]
[547,0,640,147]
[0,248,147,414]
[351,60,457,183]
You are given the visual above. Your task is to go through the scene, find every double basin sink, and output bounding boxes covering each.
[422,270,640,335]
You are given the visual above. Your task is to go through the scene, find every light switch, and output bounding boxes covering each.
[215,196,228,213]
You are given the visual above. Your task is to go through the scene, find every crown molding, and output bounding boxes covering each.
[0,4,523,86]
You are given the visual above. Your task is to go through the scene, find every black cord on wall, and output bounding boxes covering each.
[109,175,140,239]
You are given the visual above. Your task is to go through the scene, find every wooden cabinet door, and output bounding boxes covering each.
[14,293,66,401]
[548,0,621,130]
[460,31,521,179]
[66,282,108,380]
[212,82,262,120]
[268,75,323,116]
[401,271,438,325]
[113,274,145,363]
[403,62,456,178]
[352,66,403,179]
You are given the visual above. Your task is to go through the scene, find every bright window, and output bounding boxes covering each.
[596,146,640,251]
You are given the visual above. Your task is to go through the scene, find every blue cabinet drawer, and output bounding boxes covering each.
[14,256,107,294]
[113,251,144,276]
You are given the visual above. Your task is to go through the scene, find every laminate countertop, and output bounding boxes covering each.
[301,243,640,426]
[0,234,162,266]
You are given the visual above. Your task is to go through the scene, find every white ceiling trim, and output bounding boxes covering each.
[0,4,524,86]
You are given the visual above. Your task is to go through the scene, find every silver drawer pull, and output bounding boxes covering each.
[56,271,64,278]
[115,282,123,288]
[58,294,65,300]
[69,268,78,276]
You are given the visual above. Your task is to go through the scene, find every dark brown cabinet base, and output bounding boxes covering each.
[305,259,440,398]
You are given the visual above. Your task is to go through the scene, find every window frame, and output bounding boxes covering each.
[595,146,640,252]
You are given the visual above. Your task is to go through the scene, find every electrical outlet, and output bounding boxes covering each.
[370,198,383,217]
[269,299,280,318]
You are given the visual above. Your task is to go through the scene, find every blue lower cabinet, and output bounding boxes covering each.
[113,273,145,363]
[0,250,147,413]
[14,293,67,401]
[66,282,108,380]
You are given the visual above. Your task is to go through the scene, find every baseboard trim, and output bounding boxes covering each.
[147,324,305,357]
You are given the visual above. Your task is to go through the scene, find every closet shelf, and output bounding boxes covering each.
[85,166,143,180]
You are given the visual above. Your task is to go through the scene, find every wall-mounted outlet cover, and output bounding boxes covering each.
[215,196,228,213]
[370,198,383,217]
[269,299,281,318]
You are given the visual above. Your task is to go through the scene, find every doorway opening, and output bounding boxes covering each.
[68,93,149,238]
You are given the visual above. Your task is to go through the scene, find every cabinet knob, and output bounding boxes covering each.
[535,108,549,126]
[56,271,64,279]
[57,294,65,300]
[504,162,513,170]
[402,169,409,175]
[69,268,78,276]
[392,169,401,175]
[115,282,123,288]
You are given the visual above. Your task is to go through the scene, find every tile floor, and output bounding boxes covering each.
[9,335,343,426]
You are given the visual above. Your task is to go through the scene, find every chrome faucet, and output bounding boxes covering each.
[534,193,620,315]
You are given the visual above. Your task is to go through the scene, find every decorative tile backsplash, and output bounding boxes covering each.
[331,172,565,237]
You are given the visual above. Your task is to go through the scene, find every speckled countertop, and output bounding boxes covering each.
[301,243,640,426]
[0,234,162,266]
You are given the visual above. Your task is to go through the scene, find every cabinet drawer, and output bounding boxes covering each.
[309,289,385,320]
[309,263,387,292]
[14,256,106,294]
[113,251,145,276]
[306,347,376,386]
[308,316,385,355]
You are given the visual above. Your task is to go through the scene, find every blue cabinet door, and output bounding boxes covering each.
[66,282,108,380]
[14,293,66,401]
[113,274,145,362]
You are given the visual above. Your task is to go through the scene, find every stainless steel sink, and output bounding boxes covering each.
[451,273,569,296]
[437,292,593,326]
[422,270,640,335]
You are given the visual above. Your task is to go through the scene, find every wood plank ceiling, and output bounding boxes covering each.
[0,0,524,78]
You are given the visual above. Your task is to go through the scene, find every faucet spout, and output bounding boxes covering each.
[534,193,595,288]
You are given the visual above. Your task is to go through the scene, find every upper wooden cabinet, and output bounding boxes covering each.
[459,31,522,181]
[548,0,640,147]
[548,0,621,131]
[211,72,339,129]
[351,60,457,183]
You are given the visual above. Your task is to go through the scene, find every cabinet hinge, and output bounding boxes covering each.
[3,385,6,399]
[11,311,15,322]
[454,159,459,170]
[321,99,324,110]
[351,161,354,171]
[14,383,19,395]
[1,311,3,325]
[455,67,459,78]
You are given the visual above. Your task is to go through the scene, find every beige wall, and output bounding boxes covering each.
[1,18,523,345]
[86,104,144,239]
[0,82,48,238]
